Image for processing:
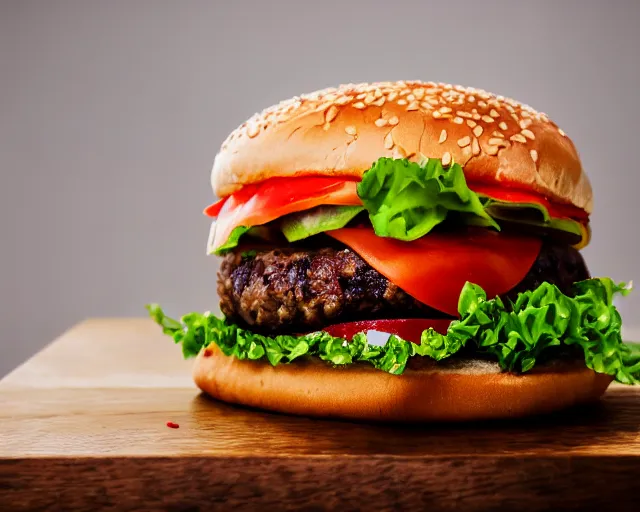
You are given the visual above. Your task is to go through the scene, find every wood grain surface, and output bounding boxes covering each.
[1,318,639,511]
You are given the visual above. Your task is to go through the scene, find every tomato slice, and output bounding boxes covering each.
[207,176,361,252]
[203,198,226,217]
[323,318,452,344]
[206,178,589,221]
[469,183,589,221]
[327,227,541,317]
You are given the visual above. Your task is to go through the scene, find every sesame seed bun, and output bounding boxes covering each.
[211,81,592,213]
[193,345,612,422]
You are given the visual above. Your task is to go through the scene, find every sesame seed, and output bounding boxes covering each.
[373,97,386,107]
[478,100,487,108]
[325,105,339,123]
[421,101,432,109]
[489,109,500,118]
[473,113,481,120]
[384,132,394,149]
[558,128,566,136]
[439,129,447,143]
[427,98,440,106]
[400,89,411,96]
[397,99,408,105]
[457,136,471,148]
[335,96,350,106]
[453,117,464,124]
[375,118,388,127]
[489,137,506,146]
[472,137,480,155]
[388,116,399,125]
[442,151,452,166]
[387,91,398,101]
[530,149,538,163]
[247,124,259,138]
[440,106,453,114]
[406,101,419,111]
[510,133,527,143]
[499,122,508,131]
[466,120,477,128]
[482,115,495,123]
[519,119,532,129]
[407,94,416,101]
[468,95,476,103]
[457,111,472,118]
[433,111,442,119]
[345,125,357,136]
[470,125,482,138]
[374,88,383,98]
[364,93,375,105]
[521,129,535,140]
[353,102,365,109]
[322,122,330,131]
[393,146,407,158]
[485,145,499,155]
[414,88,425,99]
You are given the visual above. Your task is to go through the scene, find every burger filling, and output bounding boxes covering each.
[218,241,589,333]
[148,156,639,385]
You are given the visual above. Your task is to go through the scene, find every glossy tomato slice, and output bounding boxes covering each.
[327,227,541,317]
[203,198,226,217]
[206,176,361,252]
[323,318,452,344]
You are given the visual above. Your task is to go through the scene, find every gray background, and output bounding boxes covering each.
[2,0,640,377]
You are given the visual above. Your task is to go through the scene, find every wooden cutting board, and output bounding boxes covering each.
[1,319,639,511]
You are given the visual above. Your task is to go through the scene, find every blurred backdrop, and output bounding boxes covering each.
[1,0,640,376]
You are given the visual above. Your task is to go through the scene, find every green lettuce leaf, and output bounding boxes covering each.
[208,225,250,255]
[145,303,422,374]
[147,277,638,384]
[481,199,584,245]
[207,224,281,255]
[422,278,637,383]
[281,205,364,242]
[356,157,499,241]
[482,199,551,223]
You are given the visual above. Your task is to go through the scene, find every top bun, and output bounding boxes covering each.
[211,81,592,213]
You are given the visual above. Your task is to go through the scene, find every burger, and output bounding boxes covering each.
[148,80,638,422]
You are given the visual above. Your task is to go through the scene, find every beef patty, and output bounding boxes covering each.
[217,242,589,332]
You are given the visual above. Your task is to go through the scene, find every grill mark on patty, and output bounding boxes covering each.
[217,242,589,333]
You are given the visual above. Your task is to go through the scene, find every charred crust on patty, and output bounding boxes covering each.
[217,241,589,332]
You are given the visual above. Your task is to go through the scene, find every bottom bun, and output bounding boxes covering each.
[193,345,613,422]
